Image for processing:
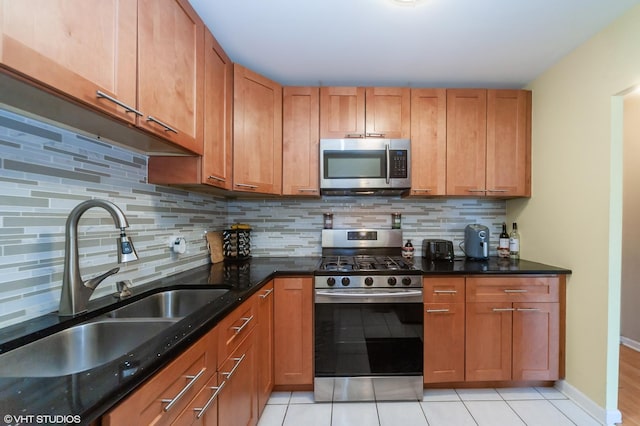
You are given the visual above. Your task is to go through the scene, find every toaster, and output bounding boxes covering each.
[422,239,454,261]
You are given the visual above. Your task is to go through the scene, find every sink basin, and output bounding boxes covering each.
[0,319,176,377]
[106,288,230,319]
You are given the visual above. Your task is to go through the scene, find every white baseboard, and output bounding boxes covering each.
[620,335,640,352]
[555,380,622,425]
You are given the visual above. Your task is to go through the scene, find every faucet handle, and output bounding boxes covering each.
[114,280,133,299]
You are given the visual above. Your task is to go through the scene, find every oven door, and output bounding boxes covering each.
[314,288,423,402]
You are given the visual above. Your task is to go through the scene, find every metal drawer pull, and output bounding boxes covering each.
[345,133,365,138]
[260,288,274,299]
[298,189,318,193]
[222,354,247,379]
[434,290,457,294]
[504,289,528,293]
[426,309,450,313]
[413,189,433,193]
[162,367,206,411]
[207,175,226,183]
[492,308,516,312]
[96,90,142,116]
[365,132,385,138]
[231,315,254,334]
[516,308,541,312]
[235,183,258,189]
[194,381,226,419]
[487,189,508,193]
[146,116,178,134]
[467,189,487,193]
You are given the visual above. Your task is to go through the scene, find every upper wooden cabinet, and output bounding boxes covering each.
[202,27,233,190]
[282,87,320,196]
[319,87,410,139]
[0,0,138,124]
[0,0,204,155]
[233,64,283,194]
[446,89,531,197]
[137,0,204,155]
[409,89,447,196]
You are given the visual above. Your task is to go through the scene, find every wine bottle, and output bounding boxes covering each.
[509,222,520,260]
[498,222,510,258]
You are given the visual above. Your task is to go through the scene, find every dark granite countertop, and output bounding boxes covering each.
[0,256,569,425]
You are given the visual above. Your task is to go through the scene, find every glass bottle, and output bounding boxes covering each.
[498,222,510,258]
[402,239,414,260]
[509,222,520,260]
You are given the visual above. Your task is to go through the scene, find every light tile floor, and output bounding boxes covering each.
[258,388,603,426]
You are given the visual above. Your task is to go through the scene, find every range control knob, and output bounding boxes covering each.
[387,277,397,286]
[364,277,374,286]
[341,277,350,286]
[326,277,336,286]
[402,277,413,286]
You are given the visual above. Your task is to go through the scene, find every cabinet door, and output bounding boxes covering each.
[233,64,283,194]
[256,283,274,416]
[0,0,137,124]
[282,87,320,196]
[202,28,233,190]
[486,89,531,197]
[274,277,313,387]
[137,0,204,155]
[465,302,512,381]
[218,330,258,426]
[424,303,465,383]
[365,87,410,139]
[409,89,447,196]
[513,302,560,381]
[446,89,487,196]
[319,87,365,138]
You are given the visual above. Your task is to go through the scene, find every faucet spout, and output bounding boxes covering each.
[59,199,139,317]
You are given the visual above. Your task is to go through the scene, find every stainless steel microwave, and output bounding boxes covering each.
[320,138,411,195]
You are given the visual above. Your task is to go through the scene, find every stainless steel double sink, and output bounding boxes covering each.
[0,288,230,377]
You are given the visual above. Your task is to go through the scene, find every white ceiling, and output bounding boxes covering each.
[188,0,640,89]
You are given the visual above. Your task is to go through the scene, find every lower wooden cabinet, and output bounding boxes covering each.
[256,282,274,416]
[172,373,221,426]
[102,327,218,426]
[424,302,465,383]
[273,277,313,388]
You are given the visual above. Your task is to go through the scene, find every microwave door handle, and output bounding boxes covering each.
[385,143,390,184]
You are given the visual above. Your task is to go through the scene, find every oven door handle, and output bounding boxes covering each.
[315,290,423,298]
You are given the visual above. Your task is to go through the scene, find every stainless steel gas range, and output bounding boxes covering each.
[314,229,423,402]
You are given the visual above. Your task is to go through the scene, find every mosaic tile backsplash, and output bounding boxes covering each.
[0,107,506,328]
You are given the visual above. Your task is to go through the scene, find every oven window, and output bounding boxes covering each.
[315,303,423,377]
[323,151,385,179]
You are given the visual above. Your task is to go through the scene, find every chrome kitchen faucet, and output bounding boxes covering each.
[59,199,139,316]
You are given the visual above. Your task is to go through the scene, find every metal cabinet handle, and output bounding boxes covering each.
[365,132,385,138]
[96,90,143,116]
[146,116,178,134]
[412,189,433,193]
[259,288,274,299]
[235,183,258,189]
[467,189,487,193]
[516,308,541,312]
[426,309,450,313]
[231,315,254,334]
[194,381,226,419]
[487,189,508,193]
[297,189,318,193]
[504,289,528,293]
[345,133,365,138]
[221,354,246,379]
[434,290,457,294]
[208,175,226,183]
[492,308,516,312]
[161,367,206,411]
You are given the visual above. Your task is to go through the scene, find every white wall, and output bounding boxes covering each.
[507,3,640,419]
[621,91,640,346]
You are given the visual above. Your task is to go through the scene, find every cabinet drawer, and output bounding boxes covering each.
[466,276,559,303]
[423,277,465,303]
[103,331,216,426]
[217,298,257,367]
[172,373,221,426]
